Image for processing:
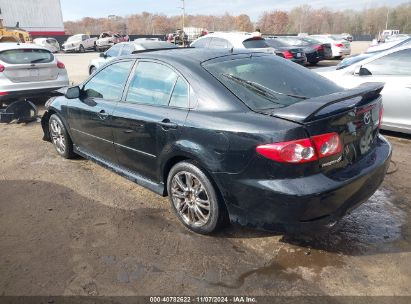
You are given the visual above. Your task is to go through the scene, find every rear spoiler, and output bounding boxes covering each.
[272,82,384,123]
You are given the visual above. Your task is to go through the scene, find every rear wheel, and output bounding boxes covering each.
[309,60,319,65]
[167,161,227,234]
[49,114,74,159]
[89,66,97,75]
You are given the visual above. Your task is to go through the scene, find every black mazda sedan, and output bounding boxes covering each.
[42,49,391,234]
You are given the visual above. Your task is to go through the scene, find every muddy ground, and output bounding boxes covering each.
[0,121,410,297]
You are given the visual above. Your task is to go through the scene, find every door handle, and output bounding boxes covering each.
[158,119,178,130]
[97,109,109,120]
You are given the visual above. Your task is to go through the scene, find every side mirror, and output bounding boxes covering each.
[65,86,80,99]
[355,66,372,76]
[99,52,106,58]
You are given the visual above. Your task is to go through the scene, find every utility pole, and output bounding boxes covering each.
[385,9,389,30]
[178,0,186,46]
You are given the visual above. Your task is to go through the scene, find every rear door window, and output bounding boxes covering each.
[363,49,411,76]
[169,77,189,108]
[0,49,53,64]
[125,61,178,106]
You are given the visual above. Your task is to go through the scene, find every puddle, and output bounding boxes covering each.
[283,188,408,255]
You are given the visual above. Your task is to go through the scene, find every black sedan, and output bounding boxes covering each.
[273,36,332,64]
[264,38,306,65]
[42,49,391,234]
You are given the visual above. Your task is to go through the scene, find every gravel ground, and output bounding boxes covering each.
[1,40,410,298]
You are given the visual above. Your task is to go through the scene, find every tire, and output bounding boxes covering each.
[79,45,85,53]
[49,114,74,159]
[334,56,342,60]
[89,66,97,75]
[167,161,227,234]
[309,60,319,65]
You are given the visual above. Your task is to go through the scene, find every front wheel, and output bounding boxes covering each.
[79,45,85,53]
[49,114,74,159]
[89,66,97,75]
[167,161,227,234]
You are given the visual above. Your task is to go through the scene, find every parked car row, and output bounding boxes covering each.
[189,32,351,66]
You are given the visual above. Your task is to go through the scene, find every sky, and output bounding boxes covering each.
[60,0,410,21]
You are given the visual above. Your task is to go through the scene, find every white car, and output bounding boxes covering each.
[191,32,275,53]
[88,41,177,74]
[0,43,69,104]
[33,37,60,53]
[310,35,351,58]
[62,34,97,53]
[315,45,411,134]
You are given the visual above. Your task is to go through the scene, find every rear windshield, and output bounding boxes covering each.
[265,39,289,48]
[203,55,341,111]
[279,37,309,46]
[0,49,53,64]
[242,38,269,48]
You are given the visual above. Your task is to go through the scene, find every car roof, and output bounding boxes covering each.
[0,43,49,51]
[196,32,263,47]
[121,47,263,65]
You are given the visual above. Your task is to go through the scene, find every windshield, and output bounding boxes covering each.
[242,38,269,48]
[67,35,81,42]
[0,49,53,64]
[203,54,341,111]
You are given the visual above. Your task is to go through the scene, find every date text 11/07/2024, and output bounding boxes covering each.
[149,296,257,303]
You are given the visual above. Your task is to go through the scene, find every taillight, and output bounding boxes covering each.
[256,138,317,163]
[256,132,342,164]
[0,91,8,96]
[57,60,65,69]
[311,133,342,158]
[282,50,294,59]
[0,64,5,72]
[315,45,324,51]
[378,105,384,129]
[334,43,344,48]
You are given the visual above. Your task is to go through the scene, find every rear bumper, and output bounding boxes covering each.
[0,87,65,103]
[214,135,392,231]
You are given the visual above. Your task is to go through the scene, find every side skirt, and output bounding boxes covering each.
[73,145,166,196]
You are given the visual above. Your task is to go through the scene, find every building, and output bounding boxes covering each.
[0,0,65,36]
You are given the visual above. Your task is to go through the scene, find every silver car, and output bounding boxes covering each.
[315,45,411,134]
[0,43,69,104]
[33,37,60,53]
[88,41,177,74]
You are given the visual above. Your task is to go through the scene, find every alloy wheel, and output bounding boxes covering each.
[171,171,211,227]
[50,118,66,154]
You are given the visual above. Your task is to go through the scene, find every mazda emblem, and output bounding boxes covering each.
[363,111,371,125]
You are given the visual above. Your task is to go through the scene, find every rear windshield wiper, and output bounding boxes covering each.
[30,58,48,63]
[222,73,308,101]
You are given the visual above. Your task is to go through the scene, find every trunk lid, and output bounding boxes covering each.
[272,82,384,170]
[0,48,58,83]
[4,62,59,83]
